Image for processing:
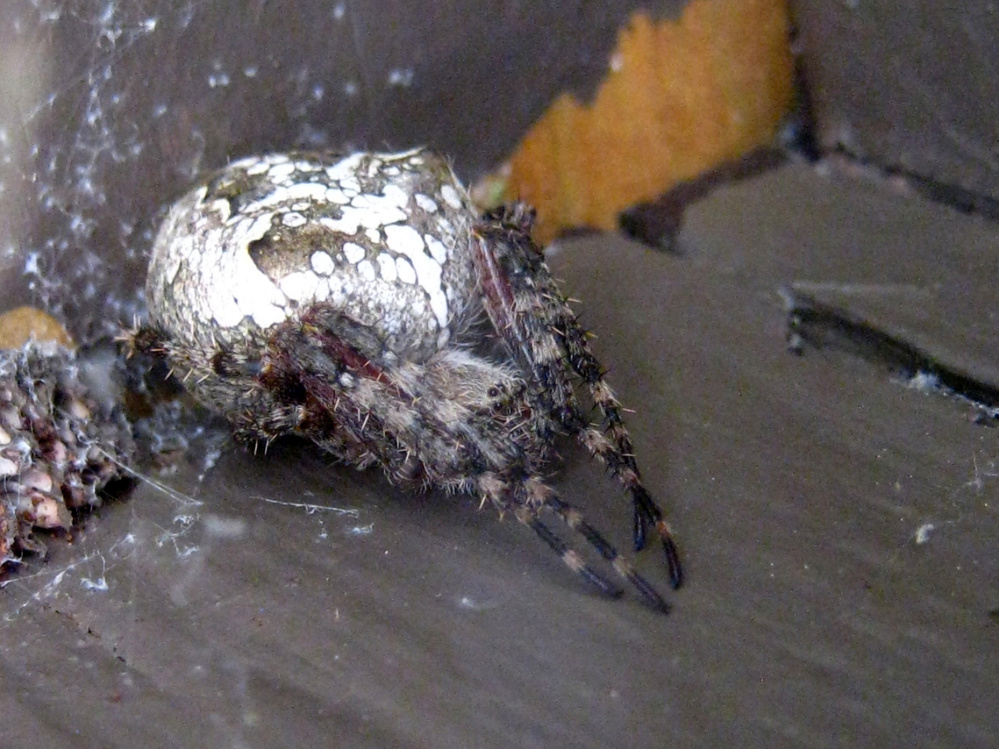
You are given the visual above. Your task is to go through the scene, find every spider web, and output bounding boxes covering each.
[2,1,169,337]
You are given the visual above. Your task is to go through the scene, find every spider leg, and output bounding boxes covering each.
[470,206,582,441]
[130,324,306,449]
[261,310,404,466]
[476,473,624,600]
[526,256,682,586]
[521,477,671,613]
[522,511,625,600]
[540,493,671,613]
[577,407,684,589]
[471,206,682,589]
[265,306,518,487]
[477,472,671,611]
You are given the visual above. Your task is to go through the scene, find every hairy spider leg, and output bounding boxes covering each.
[470,207,579,442]
[541,494,671,612]
[565,357,683,589]
[521,476,671,612]
[261,316,400,466]
[130,324,307,450]
[476,472,624,599]
[558,306,683,587]
[471,205,683,589]
[523,512,626,600]
[265,306,530,490]
[478,472,671,612]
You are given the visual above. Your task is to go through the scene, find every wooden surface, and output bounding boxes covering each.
[3,161,997,747]
[792,0,999,206]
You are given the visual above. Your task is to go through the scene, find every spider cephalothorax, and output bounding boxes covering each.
[139,148,682,611]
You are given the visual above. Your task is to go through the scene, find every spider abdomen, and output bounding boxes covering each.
[146,148,478,377]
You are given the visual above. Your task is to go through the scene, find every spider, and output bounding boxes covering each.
[136,148,682,612]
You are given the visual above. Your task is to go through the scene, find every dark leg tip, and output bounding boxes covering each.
[629,571,671,614]
[633,506,648,552]
[650,598,671,615]
[663,538,683,589]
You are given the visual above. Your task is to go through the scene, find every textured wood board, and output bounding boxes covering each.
[791,0,999,205]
